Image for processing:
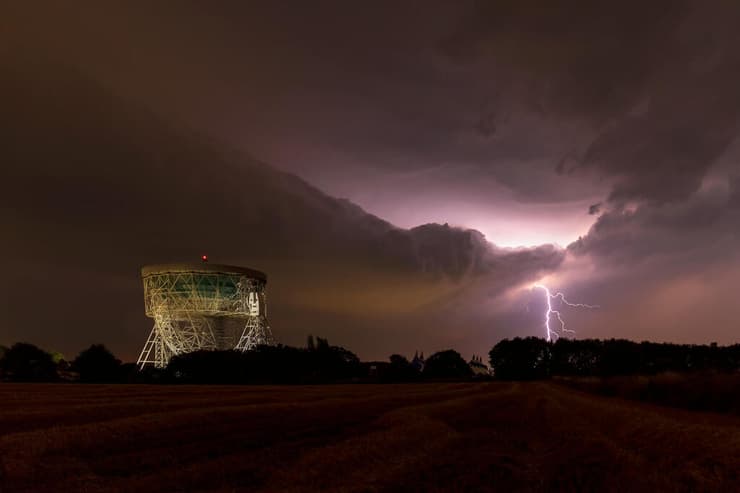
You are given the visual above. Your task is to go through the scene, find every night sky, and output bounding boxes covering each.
[3,1,740,361]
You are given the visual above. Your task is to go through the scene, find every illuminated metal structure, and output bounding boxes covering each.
[137,262,274,369]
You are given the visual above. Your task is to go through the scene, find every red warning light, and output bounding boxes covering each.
[201,255,208,263]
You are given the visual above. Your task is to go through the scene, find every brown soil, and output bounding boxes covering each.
[1,382,739,492]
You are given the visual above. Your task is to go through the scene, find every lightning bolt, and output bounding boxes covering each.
[532,284,599,341]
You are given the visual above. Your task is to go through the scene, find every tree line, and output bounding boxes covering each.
[0,337,477,384]
[489,337,740,380]
[0,343,131,383]
[3,336,738,384]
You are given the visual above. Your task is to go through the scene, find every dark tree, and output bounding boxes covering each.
[385,354,418,382]
[423,350,472,379]
[311,343,361,382]
[316,337,330,351]
[0,343,58,382]
[599,339,642,376]
[72,344,122,383]
[307,334,316,351]
[0,345,7,380]
[551,338,602,376]
[168,350,253,384]
[492,338,740,379]
[167,341,362,384]
[489,337,551,380]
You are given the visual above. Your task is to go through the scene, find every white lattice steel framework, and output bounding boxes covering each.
[137,263,274,369]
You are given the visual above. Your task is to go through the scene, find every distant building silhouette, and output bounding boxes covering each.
[411,351,425,372]
[468,355,490,377]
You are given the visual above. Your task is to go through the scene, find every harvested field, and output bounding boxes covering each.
[1,382,739,492]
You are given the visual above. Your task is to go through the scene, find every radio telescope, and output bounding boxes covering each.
[137,263,274,369]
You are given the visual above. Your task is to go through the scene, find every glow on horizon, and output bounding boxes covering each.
[457,208,599,248]
[337,189,601,249]
[473,213,597,248]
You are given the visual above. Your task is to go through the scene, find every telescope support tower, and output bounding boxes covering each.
[137,263,274,369]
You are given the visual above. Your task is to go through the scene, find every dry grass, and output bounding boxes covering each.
[557,372,740,414]
[1,382,740,492]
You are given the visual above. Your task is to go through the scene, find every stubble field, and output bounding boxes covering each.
[1,382,739,492]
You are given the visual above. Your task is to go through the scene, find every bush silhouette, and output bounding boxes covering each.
[167,341,362,384]
[489,337,551,380]
[490,338,740,379]
[385,354,419,382]
[72,344,122,383]
[423,350,472,379]
[0,343,58,382]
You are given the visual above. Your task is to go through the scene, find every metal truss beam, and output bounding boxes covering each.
[137,270,274,369]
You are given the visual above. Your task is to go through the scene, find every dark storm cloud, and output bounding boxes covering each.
[401,223,564,283]
[3,0,603,210]
[556,174,740,344]
[4,1,740,356]
[730,177,740,208]
[0,52,563,359]
[570,188,739,268]
[578,64,740,204]
[8,1,736,211]
[577,150,739,256]
[428,0,740,346]
[440,0,740,205]
[440,1,682,120]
